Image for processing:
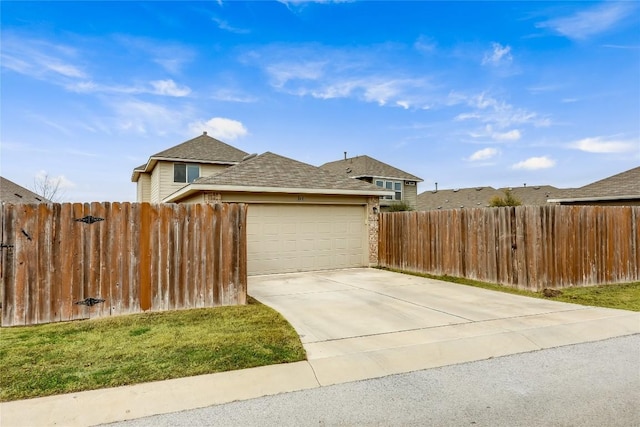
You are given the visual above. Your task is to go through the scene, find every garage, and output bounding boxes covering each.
[163,151,392,275]
[247,204,367,275]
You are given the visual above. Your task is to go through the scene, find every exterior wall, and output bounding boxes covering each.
[136,173,152,202]
[177,190,378,266]
[368,177,419,209]
[151,161,231,202]
[367,196,380,265]
[150,166,161,203]
[403,182,418,208]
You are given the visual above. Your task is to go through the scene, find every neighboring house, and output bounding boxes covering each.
[547,166,640,206]
[417,185,565,211]
[133,135,392,275]
[0,176,49,203]
[131,132,249,203]
[320,155,423,210]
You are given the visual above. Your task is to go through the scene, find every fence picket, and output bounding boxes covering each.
[379,205,640,290]
[1,202,247,327]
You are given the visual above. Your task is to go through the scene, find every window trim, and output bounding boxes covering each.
[174,163,200,183]
[375,179,403,201]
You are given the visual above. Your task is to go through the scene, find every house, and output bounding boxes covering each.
[131,132,249,203]
[133,136,392,275]
[417,185,566,210]
[320,155,423,210]
[0,176,49,203]
[547,166,640,206]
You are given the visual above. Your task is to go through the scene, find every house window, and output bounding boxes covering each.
[174,164,200,183]
[375,179,403,201]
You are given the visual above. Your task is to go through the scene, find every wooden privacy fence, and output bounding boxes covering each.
[378,205,639,291]
[1,202,247,327]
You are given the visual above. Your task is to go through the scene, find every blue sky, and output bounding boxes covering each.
[1,1,639,202]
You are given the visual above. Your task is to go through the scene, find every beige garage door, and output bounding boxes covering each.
[247,204,367,275]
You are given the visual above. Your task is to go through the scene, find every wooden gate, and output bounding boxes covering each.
[1,202,247,327]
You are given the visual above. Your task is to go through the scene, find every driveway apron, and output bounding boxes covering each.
[249,268,640,386]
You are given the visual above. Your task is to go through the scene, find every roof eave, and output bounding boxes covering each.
[351,174,424,182]
[547,194,640,203]
[163,184,393,203]
[131,157,241,182]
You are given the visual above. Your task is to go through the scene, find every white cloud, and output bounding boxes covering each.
[67,79,191,97]
[248,44,434,109]
[114,35,196,75]
[454,92,550,129]
[414,35,436,54]
[511,156,555,170]
[482,42,512,66]
[112,100,189,135]
[537,3,636,40]
[188,117,248,141]
[210,89,258,103]
[468,148,498,161]
[569,136,638,153]
[212,17,250,34]
[150,80,191,97]
[1,34,87,81]
[35,170,76,189]
[493,129,521,141]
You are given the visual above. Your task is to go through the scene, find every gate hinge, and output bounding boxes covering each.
[74,297,106,306]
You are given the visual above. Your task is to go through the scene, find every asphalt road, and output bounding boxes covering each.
[106,334,640,427]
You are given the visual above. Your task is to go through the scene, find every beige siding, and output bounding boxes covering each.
[403,182,418,208]
[153,161,230,202]
[136,173,152,202]
[150,166,161,203]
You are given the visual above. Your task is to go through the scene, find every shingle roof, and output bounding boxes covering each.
[417,185,566,210]
[1,176,49,203]
[132,132,249,181]
[320,155,423,182]
[151,132,248,163]
[194,152,388,193]
[558,166,640,200]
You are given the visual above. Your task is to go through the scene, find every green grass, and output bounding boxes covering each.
[0,297,306,402]
[378,267,640,312]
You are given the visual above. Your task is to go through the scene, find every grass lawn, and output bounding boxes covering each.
[0,297,306,402]
[379,268,640,312]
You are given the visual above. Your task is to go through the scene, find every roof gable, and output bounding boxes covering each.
[132,132,249,181]
[1,177,49,203]
[320,155,423,182]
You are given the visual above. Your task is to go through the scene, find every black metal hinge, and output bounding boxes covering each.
[74,297,106,306]
[75,215,105,224]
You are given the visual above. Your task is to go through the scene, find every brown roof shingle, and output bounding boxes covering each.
[1,177,49,203]
[417,185,566,210]
[151,132,248,163]
[561,166,640,199]
[320,155,423,182]
[195,152,388,193]
[132,132,249,181]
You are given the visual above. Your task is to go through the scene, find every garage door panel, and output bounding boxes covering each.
[247,204,367,275]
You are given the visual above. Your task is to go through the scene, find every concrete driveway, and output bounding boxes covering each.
[250,268,640,386]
